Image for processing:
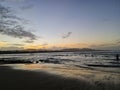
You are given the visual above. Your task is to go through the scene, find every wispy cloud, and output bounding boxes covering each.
[0,41,24,50]
[10,43,24,46]
[41,42,48,46]
[0,25,37,40]
[1,46,23,50]
[116,39,120,44]
[62,32,72,39]
[0,4,37,41]
[19,4,34,10]
[24,39,35,43]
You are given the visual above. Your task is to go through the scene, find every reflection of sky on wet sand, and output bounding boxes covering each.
[4,64,120,84]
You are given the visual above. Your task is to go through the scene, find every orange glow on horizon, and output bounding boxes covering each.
[0,41,8,47]
[23,44,44,50]
[23,43,90,50]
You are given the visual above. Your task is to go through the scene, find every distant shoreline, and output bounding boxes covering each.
[0,48,120,54]
[0,48,99,54]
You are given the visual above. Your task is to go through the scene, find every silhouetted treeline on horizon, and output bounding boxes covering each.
[0,48,98,54]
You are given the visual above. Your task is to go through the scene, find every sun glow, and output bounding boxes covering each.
[23,44,44,50]
[0,41,8,48]
[23,43,90,50]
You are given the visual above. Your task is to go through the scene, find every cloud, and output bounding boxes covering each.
[0,42,25,50]
[0,41,25,50]
[19,4,34,10]
[0,4,37,41]
[62,32,72,39]
[24,39,34,43]
[0,25,37,40]
[41,42,48,46]
[0,46,23,50]
[90,43,114,48]
[50,46,65,50]
[10,43,24,46]
[116,39,120,44]
[0,0,33,10]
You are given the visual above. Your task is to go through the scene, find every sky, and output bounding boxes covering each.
[0,0,120,50]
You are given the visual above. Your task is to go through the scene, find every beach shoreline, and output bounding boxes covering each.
[0,64,120,90]
[0,65,92,90]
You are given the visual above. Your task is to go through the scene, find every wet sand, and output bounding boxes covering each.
[0,65,120,90]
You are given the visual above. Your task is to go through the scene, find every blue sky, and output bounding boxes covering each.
[0,0,120,50]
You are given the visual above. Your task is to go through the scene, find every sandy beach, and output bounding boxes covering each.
[0,65,93,90]
[0,64,120,90]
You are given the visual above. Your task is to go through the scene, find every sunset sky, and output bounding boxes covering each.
[0,0,120,50]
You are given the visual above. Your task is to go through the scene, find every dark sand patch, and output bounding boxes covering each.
[0,66,120,90]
